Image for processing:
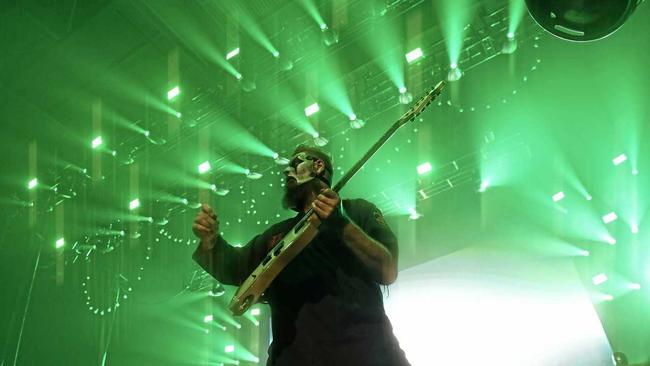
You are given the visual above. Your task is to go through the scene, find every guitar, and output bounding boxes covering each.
[228,81,446,315]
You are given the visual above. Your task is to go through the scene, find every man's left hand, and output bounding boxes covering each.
[312,188,340,220]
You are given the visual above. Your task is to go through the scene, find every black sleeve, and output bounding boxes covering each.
[192,233,269,286]
[346,199,399,260]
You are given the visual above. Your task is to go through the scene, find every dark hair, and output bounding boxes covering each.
[292,144,334,183]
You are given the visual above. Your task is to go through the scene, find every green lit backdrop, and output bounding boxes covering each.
[0,0,648,365]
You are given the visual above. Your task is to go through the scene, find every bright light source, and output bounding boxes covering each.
[632,169,638,175]
[417,162,432,175]
[198,161,211,174]
[552,191,565,202]
[305,103,320,117]
[320,23,327,30]
[55,238,65,249]
[348,113,356,121]
[479,180,490,193]
[631,224,639,234]
[612,154,627,166]
[602,212,618,224]
[579,250,590,257]
[203,314,213,323]
[630,283,641,290]
[447,64,462,82]
[408,207,421,220]
[251,308,261,316]
[405,48,423,63]
[28,178,38,190]
[175,112,182,118]
[398,86,407,94]
[604,236,616,245]
[272,152,279,160]
[246,170,263,180]
[235,72,243,80]
[272,50,280,58]
[226,47,240,60]
[225,345,235,353]
[92,136,103,149]
[586,195,593,201]
[507,32,515,39]
[592,273,608,286]
[129,198,140,211]
[167,86,180,101]
[313,135,328,147]
[603,294,614,301]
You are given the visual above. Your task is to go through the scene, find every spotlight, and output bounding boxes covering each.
[612,153,628,166]
[272,50,280,58]
[56,238,65,249]
[208,283,225,297]
[167,86,180,101]
[203,314,214,323]
[399,89,413,105]
[349,114,365,129]
[251,308,261,316]
[198,161,211,174]
[274,155,290,165]
[313,134,329,147]
[320,23,328,30]
[225,345,235,353]
[210,185,230,196]
[408,207,422,220]
[417,162,432,175]
[28,178,38,190]
[405,47,423,63]
[592,273,608,285]
[246,170,263,180]
[502,33,518,54]
[226,47,240,60]
[478,180,490,193]
[630,283,641,290]
[129,198,140,211]
[305,103,320,117]
[552,191,565,202]
[602,212,618,224]
[631,224,638,234]
[322,28,339,46]
[92,136,103,149]
[447,63,462,82]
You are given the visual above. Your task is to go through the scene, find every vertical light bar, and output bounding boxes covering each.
[305,103,320,117]
[405,47,423,63]
[226,47,240,60]
[28,178,38,190]
[417,162,432,175]
[167,86,180,101]
[55,238,65,249]
[612,153,628,166]
[602,212,618,224]
[92,136,103,149]
[129,198,140,211]
[552,191,565,202]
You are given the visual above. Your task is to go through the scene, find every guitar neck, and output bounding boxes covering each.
[332,119,405,193]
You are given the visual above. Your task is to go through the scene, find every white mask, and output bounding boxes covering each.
[283,152,320,185]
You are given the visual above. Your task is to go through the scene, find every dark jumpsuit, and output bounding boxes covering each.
[193,199,411,366]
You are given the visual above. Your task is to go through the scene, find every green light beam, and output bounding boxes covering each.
[298,0,326,30]
[434,0,475,66]
[220,3,279,57]
[362,16,405,90]
[308,52,354,117]
[508,0,527,36]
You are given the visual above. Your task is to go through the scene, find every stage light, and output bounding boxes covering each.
[592,273,608,285]
[274,156,290,165]
[602,212,617,224]
[398,86,407,94]
[586,195,593,201]
[198,161,211,174]
[203,314,214,323]
[632,169,638,175]
[129,198,140,211]
[603,294,614,301]
[631,224,638,234]
[349,114,365,129]
[579,250,590,257]
[604,236,616,245]
[405,48,423,63]
[612,153,627,166]
[92,136,103,149]
[56,238,65,249]
[320,23,327,30]
[251,308,261,316]
[175,112,182,118]
[211,185,230,196]
[399,90,413,105]
[552,191,565,202]
[144,130,150,137]
[225,345,235,353]
[502,33,518,54]
[507,32,515,39]
[417,162,432,175]
[313,135,329,147]
[246,170,263,180]
[272,50,280,58]
[28,178,38,190]
[167,86,180,101]
[226,47,240,60]
[235,72,243,80]
[408,207,422,220]
[630,283,641,290]
[305,103,320,117]
[479,180,490,193]
[447,64,462,82]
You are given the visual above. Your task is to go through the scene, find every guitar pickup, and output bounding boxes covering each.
[273,241,284,256]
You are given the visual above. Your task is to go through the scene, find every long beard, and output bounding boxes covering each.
[282,178,325,211]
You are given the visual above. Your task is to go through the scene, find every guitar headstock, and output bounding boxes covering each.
[397,81,446,127]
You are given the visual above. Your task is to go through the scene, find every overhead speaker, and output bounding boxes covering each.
[525,0,643,41]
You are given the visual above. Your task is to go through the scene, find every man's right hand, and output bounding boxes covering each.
[193,203,219,249]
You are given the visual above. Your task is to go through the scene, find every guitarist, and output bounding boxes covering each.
[192,145,410,366]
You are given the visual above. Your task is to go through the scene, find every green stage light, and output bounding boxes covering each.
[630,283,641,290]
[167,86,180,101]
[586,195,593,201]
[507,32,515,39]
[129,198,140,211]
[612,153,627,166]
[92,136,103,149]
[251,308,261,316]
[272,50,280,58]
[198,161,211,174]
[405,48,423,63]
[28,178,38,190]
[320,23,327,30]
[604,236,616,245]
[592,273,608,285]
[603,294,614,301]
[408,207,421,220]
[203,314,213,323]
[579,250,590,257]
[226,47,240,60]
[417,162,432,175]
[602,212,618,224]
[225,345,235,353]
[305,103,320,117]
[56,238,65,249]
[552,191,565,202]
[631,224,638,234]
[479,180,490,193]
[399,86,407,94]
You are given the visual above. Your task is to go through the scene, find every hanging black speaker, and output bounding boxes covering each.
[525,0,643,41]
